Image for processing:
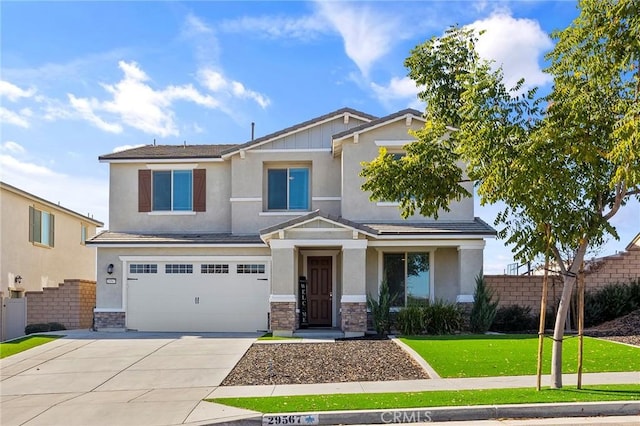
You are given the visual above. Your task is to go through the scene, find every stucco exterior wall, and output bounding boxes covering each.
[95,245,270,309]
[108,161,232,233]
[434,247,459,302]
[1,185,100,294]
[340,119,475,222]
[230,151,342,234]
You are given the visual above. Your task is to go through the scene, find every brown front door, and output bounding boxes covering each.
[307,256,332,326]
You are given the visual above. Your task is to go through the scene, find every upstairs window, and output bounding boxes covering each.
[153,170,192,211]
[267,167,309,211]
[29,206,55,247]
[81,224,88,245]
[138,169,206,213]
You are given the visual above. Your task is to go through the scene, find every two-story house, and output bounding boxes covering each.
[1,181,103,296]
[88,108,496,337]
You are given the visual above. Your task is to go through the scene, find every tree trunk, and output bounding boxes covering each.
[550,240,589,388]
[550,274,576,388]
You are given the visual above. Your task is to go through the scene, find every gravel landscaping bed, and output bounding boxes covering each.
[221,340,429,386]
[585,309,640,347]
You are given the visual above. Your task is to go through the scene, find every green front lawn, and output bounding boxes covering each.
[401,335,640,377]
[0,335,62,359]
[209,384,640,413]
[258,333,302,341]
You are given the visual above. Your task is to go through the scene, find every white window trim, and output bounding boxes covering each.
[266,166,310,212]
[151,169,193,212]
[146,163,198,170]
[259,211,308,216]
[147,211,196,216]
[312,196,341,201]
[230,197,262,202]
[374,139,416,147]
[376,201,400,207]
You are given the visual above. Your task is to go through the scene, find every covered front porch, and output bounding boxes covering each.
[260,210,495,337]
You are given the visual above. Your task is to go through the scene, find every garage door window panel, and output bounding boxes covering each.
[201,264,229,274]
[130,264,157,274]
[237,264,265,274]
[166,264,193,274]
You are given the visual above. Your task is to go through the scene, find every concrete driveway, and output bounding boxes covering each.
[0,330,261,425]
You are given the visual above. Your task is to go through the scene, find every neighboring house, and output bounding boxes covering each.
[88,108,496,337]
[0,182,103,296]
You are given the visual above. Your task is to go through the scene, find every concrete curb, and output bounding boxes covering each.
[215,401,640,425]
[390,335,441,379]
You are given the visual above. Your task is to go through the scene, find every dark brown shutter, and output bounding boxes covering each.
[138,169,152,212]
[193,169,206,212]
[49,214,55,247]
[29,206,35,242]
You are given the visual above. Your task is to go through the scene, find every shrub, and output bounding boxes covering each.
[25,322,67,335]
[367,280,394,336]
[424,300,462,335]
[396,304,425,335]
[469,275,499,333]
[491,304,536,332]
[581,279,640,327]
[48,322,66,331]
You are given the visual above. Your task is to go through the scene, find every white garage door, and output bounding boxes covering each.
[126,260,270,332]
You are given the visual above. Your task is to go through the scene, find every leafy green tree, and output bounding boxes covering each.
[361,0,639,388]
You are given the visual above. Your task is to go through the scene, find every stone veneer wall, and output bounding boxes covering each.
[341,302,367,333]
[94,311,126,329]
[270,302,296,333]
[25,279,96,329]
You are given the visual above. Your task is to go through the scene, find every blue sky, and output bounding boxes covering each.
[1,1,638,274]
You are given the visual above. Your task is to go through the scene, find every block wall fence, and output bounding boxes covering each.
[485,243,640,313]
[25,279,96,329]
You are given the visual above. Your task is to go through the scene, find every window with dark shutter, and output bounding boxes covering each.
[138,169,152,212]
[193,169,206,212]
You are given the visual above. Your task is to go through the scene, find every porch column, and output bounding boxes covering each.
[457,245,484,303]
[341,240,368,337]
[270,243,297,337]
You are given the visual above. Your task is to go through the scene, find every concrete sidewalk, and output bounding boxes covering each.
[209,371,640,398]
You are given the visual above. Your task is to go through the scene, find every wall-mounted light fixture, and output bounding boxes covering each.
[107,264,114,275]
[14,275,22,284]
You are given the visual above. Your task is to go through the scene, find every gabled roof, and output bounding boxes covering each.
[1,181,103,226]
[260,210,497,242]
[97,107,377,161]
[331,108,425,156]
[626,232,640,251]
[99,144,237,161]
[220,107,377,157]
[260,210,378,239]
[332,108,424,142]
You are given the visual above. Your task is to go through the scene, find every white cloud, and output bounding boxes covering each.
[315,2,401,77]
[0,107,31,128]
[199,68,270,108]
[67,60,222,137]
[68,94,124,133]
[182,13,221,66]
[468,13,553,90]
[0,141,26,155]
[0,153,108,227]
[371,77,420,102]
[220,15,329,40]
[0,80,36,101]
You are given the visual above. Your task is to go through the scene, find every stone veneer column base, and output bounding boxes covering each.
[94,311,126,331]
[341,302,366,337]
[270,302,296,337]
